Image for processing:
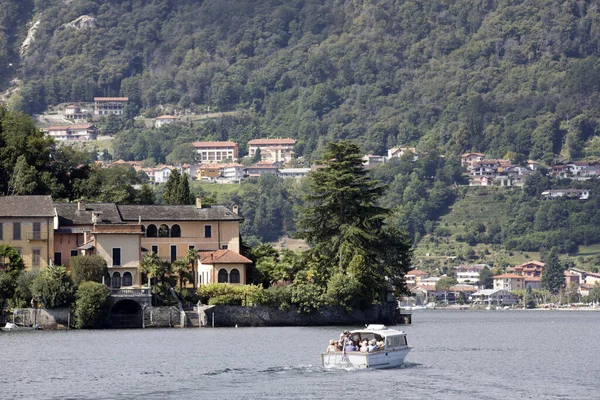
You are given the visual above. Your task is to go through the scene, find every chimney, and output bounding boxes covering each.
[196,196,202,209]
[232,204,239,215]
[77,201,85,211]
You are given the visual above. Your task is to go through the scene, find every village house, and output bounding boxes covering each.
[277,168,311,180]
[362,154,386,166]
[245,164,279,177]
[94,97,128,116]
[388,147,418,160]
[42,124,96,141]
[461,153,485,168]
[154,115,178,128]
[470,289,518,305]
[221,163,245,182]
[454,264,489,285]
[563,271,580,287]
[508,260,545,278]
[493,273,525,291]
[248,138,296,164]
[64,105,91,120]
[197,249,252,285]
[405,269,430,286]
[541,189,590,200]
[0,196,55,269]
[193,141,239,163]
[195,164,222,181]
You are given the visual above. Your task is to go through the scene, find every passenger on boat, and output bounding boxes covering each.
[336,339,344,351]
[360,340,369,353]
[367,339,378,352]
[326,340,337,353]
[345,340,357,352]
[377,341,385,350]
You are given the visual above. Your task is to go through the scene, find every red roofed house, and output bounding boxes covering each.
[42,124,96,141]
[461,153,485,168]
[405,269,430,286]
[509,260,545,278]
[248,138,296,164]
[493,274,525,292]
[198,249,252,285]
[94,97,128,116]
[193,141,239,162]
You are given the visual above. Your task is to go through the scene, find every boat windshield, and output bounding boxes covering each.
[350,332,384,344]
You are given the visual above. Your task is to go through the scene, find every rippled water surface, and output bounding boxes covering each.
[2,310,599,399]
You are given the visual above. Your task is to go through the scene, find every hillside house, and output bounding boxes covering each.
[193,141,239,163]
[277,168,311,179]
[388,147,418,160]
[541,189,590,200]
[405,269,430,286]
[493,273,525,291]
[245,164,279,177]
[42,124,96,141]
[248,138,296,164]
[196,164,222,181]
[154,115,178,128]
[64,105,90,120]
[94,97,128,116]
[461,153,485,168]
[508,260,545,278]
[362,154,386,166]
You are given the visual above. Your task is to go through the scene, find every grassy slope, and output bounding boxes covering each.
[414,188,600,270]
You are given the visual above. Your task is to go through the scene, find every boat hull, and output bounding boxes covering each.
[321,347,411,369]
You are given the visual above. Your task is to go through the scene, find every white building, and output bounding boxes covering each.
[42,124,96,141]
[277,168,311,179]
[94,97,128,116]
[470,289,518,305]
[541,189,590,200]
[222,163,245,182]
[193,141,239,162]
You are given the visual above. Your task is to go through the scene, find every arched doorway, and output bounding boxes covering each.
[109,300,143,329]
[218,269,228,283]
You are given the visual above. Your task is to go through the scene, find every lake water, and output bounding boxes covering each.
[1,310,599,399]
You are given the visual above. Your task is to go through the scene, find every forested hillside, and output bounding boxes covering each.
[2,0,600,161]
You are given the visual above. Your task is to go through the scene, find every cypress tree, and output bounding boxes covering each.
[541,248,564,295]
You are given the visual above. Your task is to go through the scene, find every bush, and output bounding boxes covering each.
[253,285,292,311]
[291,283,324,314]
[32,266,75,308]
[198,283,262,306]
[12,269,41,307]
[325,273,362,311]
[70,255,108,286]
[75,282,110,329]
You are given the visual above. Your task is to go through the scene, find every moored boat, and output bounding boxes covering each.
[1,322,39,331]
[321,324,411,369]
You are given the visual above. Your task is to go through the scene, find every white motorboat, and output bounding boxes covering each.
[321,324,411,369]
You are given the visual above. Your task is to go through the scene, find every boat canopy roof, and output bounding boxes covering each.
[351,324,406,338]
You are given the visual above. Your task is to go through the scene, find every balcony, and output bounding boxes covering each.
[111,288,151,297]
[26,231,48,241]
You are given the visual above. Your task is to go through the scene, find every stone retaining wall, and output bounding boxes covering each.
[8,308,71,330]
[143,306,182,328]
[200,302,399,327]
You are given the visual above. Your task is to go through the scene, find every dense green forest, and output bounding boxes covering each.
[1,0,600,161]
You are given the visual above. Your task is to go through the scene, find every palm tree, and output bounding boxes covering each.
[172,259,188,290]
[141,252,161,291]
[185,248,198,290]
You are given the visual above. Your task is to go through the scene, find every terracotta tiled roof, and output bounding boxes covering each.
[493,274,524,279]
[117,204,242,222]
[248,138,296,145]
[407,270,430,276]
[199,250,251,264]
[192,141,238,148]
[94,97,128,101]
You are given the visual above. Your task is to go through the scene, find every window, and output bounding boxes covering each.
[188,245,195,251]
[230,269,240,284]
[204,225,212,238]
[32,249,41,267]
[13,222,21,240]
[218,269,228,283]
[0,222,3,240]
[122,272,132,287]
[112,272,121,289]
[71,250,78,257]
[54,252,62,266]
[221,245,228,250]
[171,224,181,238]
[146,224,157,237]
[151,245,158,254]
[159,224,170,238]
[141,225,146,237]
[170,245,177,263]
[112,248,122,266]
[33,222,41,240]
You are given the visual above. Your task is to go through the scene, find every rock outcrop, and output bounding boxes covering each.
[65,15,96,30]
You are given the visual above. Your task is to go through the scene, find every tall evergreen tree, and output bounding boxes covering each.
[541,248,565,295]
[163,170,193,205]
[297,141,412,306]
